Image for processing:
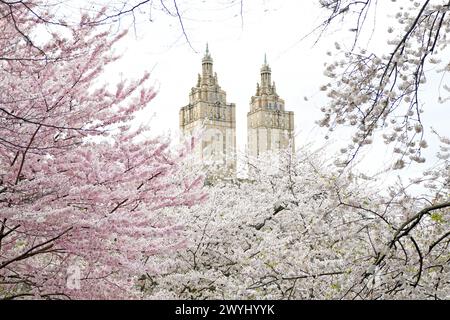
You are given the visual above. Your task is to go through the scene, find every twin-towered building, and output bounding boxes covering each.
[179,45,295,177]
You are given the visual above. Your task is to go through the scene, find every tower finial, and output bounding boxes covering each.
[202,42,212,63]
[264,53,267,65]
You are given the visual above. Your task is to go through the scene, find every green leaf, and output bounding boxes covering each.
[431,212,444,224]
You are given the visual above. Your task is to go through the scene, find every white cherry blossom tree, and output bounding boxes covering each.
[143,149,449,299]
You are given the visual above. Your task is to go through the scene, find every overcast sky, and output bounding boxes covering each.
[92,0,449,182]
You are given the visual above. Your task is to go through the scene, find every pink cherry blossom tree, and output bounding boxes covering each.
[0,1,204,299]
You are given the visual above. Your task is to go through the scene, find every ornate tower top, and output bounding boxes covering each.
[250,54,284,112]
[202,43,213,76]
[260,54,272,90]
[186,44,227,105]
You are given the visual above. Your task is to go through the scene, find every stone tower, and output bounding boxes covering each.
[179,44,236,177]
[247,55,295,157]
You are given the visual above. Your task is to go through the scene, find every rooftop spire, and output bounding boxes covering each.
[203,42,213,63]
[260,52,272,89]
[261,53,271,73]
[202,42,213,76]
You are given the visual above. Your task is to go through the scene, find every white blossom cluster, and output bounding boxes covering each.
[318,0,450,170]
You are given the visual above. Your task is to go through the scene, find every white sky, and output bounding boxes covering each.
[91,0,449,183]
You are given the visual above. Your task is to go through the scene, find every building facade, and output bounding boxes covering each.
[247,56,295,158]
[179,45,236,177]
